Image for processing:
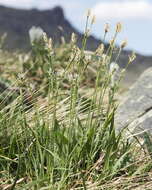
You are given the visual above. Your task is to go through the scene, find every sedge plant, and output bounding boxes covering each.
[0,14,151,190]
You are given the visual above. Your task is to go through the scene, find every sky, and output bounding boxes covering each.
[0,0,151,56]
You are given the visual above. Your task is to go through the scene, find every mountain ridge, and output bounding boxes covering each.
[0,5,152,86]
[0,5,102,51]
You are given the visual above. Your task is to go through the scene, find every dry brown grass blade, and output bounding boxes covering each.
[0,177,26,190]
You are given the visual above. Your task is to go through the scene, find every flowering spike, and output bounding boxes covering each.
[116,22,122,33]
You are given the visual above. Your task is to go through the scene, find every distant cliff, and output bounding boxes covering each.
[0,5,152,86]
[0,5,101,50]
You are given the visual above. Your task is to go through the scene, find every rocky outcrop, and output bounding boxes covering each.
[115,67,152,136]
[0,5,151,86]
[0,5,101,51]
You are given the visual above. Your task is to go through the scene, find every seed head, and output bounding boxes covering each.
[121,40,127,49]
[109,38,115,47]
[48,38,53,51]
[95,43,104,55]
[43,32,48,43]
[129,52,136,63]
[109,62,120,87]
[104,23,110,33]
[116,22,122,33]
[86,9,91,17]
[71,33,77,44]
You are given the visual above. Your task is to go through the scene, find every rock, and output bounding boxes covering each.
[0,5,102,51]
[115,67,152,136]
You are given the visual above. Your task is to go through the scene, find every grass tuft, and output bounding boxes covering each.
[0,19,152,189]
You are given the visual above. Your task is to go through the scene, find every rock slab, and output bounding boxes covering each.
[115,67,152,135]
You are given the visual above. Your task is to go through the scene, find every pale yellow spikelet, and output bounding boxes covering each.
[121,40,127,49]
[104,23,110,33]
[84,50,93,61]
[70,46,81,62]
[116,22,122,33]
[129,52,136,63]
[43,32,48,43]
[48,38,53,51]
[71,33,77,44]
[109,38,115,47]
[95,43,104,55]
[86,9,91,17]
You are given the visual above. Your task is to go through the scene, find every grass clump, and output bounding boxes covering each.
[0,18,152,190]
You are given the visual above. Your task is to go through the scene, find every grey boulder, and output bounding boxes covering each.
[115,67,152,136]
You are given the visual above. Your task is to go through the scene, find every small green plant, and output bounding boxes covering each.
[0,13,151,190]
